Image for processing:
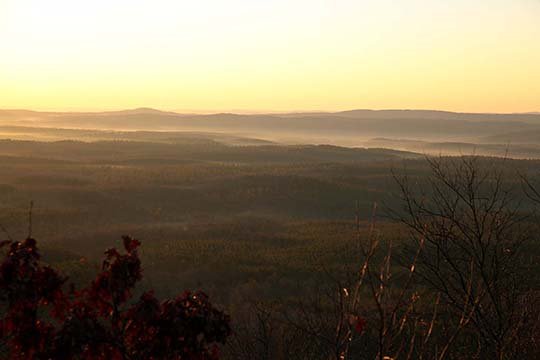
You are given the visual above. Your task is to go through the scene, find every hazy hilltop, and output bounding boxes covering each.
[1,108,540,158]
[335,109,540,122]
[482,128,540,143]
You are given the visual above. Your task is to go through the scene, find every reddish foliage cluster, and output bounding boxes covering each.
[0,237,230,359]
[348,314,366,335]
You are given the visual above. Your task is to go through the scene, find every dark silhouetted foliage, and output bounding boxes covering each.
[0,237,230,359]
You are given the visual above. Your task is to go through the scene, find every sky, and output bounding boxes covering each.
[0,0,539,113]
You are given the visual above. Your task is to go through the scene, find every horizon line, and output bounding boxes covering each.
[1,107,539,116]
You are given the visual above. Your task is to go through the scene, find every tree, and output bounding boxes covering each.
[393,156,535,359]
[0,236,231,360]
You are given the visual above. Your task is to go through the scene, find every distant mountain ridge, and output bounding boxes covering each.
[2,108,539,119]
[1,108,540,157]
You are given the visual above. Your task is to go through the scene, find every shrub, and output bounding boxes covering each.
[0,237,231,359]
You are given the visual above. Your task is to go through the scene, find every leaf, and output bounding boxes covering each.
[122,236,141,253]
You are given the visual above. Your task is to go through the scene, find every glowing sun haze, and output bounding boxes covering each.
[1,0,539,113]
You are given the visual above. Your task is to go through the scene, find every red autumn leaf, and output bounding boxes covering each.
[122,236,140,253]
[355,317,367,334]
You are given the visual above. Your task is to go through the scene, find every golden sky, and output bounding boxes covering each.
[1,0,539,113]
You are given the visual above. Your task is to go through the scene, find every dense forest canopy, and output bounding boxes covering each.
[0,132,539,358]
